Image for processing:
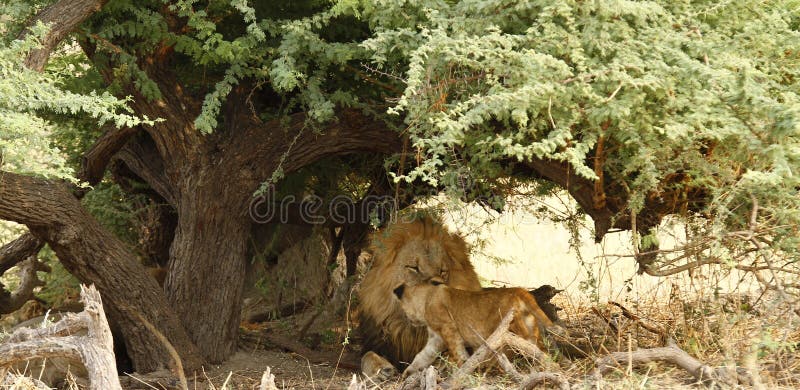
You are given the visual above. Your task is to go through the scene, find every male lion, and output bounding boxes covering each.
[392,282,556,376]
[358,216,482,379]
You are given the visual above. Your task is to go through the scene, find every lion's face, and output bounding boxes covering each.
[394,237,452,287]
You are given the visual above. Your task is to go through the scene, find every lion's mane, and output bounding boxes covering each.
[357,216,481,367]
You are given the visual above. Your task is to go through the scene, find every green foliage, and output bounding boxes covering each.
[0,22,154,180]
[82,182,145,245]
[35,246,81,308]
[104,0,385,133]
[360,0,800,254]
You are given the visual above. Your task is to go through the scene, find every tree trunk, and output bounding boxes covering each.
[164,176,250,362]
[0,172,204,372]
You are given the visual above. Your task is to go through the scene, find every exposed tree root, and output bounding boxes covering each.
[0,284,121,390]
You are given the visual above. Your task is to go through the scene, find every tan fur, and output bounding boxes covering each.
[395,283,555,375]
[360,351,397,382]
[358,216,481,369]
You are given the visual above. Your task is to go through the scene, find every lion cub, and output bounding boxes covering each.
[393,283,555,375]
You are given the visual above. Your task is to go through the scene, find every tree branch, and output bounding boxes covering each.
[0,257,49,315]
[79,125,139,186]
[229,109,401,186]
[523,158,619,239]
[18,0,109,71]
[401,310,569,390]
[520,159,705,241]
[0,234,43,275]
[591,341,753,386]
[0,126,137,287]
[111,133,176,205]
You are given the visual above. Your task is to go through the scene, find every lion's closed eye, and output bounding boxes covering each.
[406,265,420,273]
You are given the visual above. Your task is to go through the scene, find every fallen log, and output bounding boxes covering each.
[0,284,121,390]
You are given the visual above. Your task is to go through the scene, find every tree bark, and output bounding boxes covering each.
[0,172,204,371]
[164,179,250,362]
[0,234,43,274]
[18,0,109,71]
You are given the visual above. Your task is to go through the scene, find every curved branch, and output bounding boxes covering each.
[520,159,705,241]
[0,234,43,274]
[591,341,753,386]
[231,109,401,184]
[0,126,137,270]
[111,133,176,205]
[284,110,401,173]
[18,0,109,72]
[523,158,619,239]
[0,257,49,315]
[79,125,139,186]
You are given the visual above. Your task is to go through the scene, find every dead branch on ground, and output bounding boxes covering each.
[591,338,754,387]
[608,300,668,344]
[0,284,121,390]
[400,310,569,390]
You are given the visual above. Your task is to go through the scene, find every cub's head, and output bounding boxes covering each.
[392,282,441,326]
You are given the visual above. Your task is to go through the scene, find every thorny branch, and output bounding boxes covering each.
[612,196,799,295]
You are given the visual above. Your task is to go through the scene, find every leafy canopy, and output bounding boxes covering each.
[358,0,800,256]
[2,0,798,261]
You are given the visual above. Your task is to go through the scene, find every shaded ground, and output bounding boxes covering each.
[124,350,357,390]
[4,289,800,389]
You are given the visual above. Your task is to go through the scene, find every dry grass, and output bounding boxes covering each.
[552,288,800,389]
[337,286,799,389]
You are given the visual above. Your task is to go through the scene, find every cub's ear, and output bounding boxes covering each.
[393,284,405,299]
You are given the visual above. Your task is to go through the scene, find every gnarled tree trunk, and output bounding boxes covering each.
[165,179,250,362]
[0,172,204,372]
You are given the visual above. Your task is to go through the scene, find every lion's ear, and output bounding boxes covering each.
[393,285,405,299]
